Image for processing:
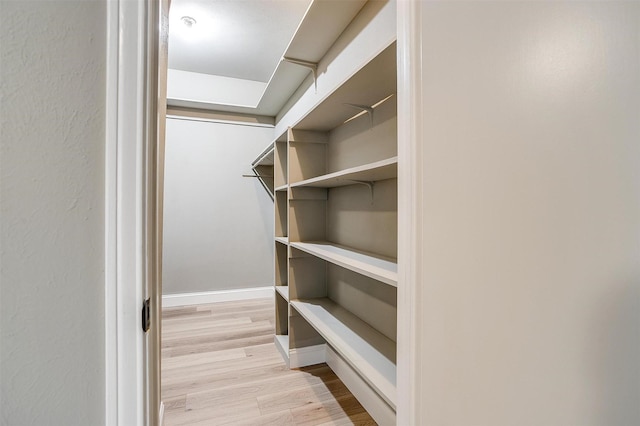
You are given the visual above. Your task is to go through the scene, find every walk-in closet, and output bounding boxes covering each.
[161,0,397,424]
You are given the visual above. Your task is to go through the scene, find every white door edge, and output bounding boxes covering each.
[105,0,151,424]
[397,1,423,425]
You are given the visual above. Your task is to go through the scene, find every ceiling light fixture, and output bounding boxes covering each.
[181,16,197,28]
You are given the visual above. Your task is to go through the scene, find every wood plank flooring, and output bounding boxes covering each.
[162,297,376,426]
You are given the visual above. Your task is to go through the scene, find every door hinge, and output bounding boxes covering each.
[142,298,151,332]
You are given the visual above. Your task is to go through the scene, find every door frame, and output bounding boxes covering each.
[105,0,422,424]
[105,0,167,424]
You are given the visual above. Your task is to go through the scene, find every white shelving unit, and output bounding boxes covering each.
[269,41,398,424]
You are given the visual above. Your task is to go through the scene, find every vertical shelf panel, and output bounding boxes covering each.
[274,140,288,188]
[275,240,288,292]
[275,291,289,336]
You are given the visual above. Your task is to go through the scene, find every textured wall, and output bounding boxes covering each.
[162,118,274,294]
[417,2,640,425]
[0,1,106,425]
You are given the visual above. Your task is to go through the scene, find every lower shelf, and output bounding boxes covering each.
[290,298,396,408]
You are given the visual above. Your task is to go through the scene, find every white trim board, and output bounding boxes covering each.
[326,346,395,426]
[162,286,274,307]
[289,343,327,369]
[397,1,422,425]
[105,0,149,424]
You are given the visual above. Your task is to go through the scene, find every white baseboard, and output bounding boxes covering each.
[162,286,274,307]
[325,346,396,426]
[289,343,326,368]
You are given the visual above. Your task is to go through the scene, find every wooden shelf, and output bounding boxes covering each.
[275,286,289,301]
[294,43,396,131]
[256,0,368,115]
[275,236,289,245]
[275,184,288,192]
[290,298,396,408]
[290,242,397,286]
[290,157,397,189]
[252,142,274,167]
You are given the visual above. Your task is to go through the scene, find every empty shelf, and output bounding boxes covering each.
[252,143,275,167]
[275,286,289,301]
[290,241,397,286]
[290,157,397,189]
[290,298,396,408]
[275,236,289,245]
[275,184,288,192]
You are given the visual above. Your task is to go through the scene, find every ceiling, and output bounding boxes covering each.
[168,0,312,83]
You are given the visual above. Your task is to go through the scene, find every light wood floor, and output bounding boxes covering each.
[161,297,376,426]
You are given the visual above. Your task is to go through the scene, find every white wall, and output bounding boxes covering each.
[0,1,106,425]
[413,2,639,425]
[162,118,274,295]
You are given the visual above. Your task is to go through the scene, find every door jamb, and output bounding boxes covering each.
[397,1,423,424]
[105,0,166,424]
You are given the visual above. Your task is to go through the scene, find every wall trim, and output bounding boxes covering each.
[162,286,274,307]
[166,105,275,127]
[289,344,327,369]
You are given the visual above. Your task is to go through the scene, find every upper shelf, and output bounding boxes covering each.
[252,142,275,167]
[168,0,367,117]
[290,157,397,189]
[293,42,397,131]
[290,241,397,287]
